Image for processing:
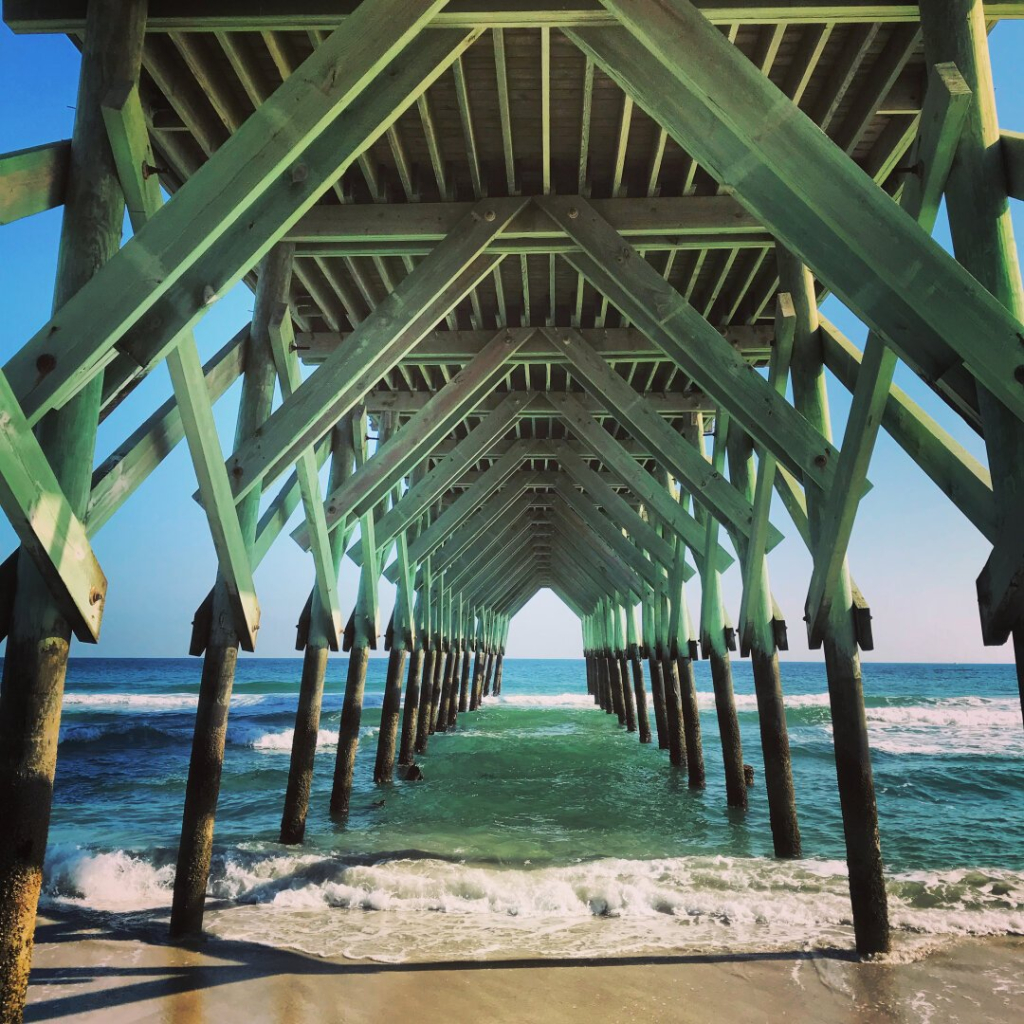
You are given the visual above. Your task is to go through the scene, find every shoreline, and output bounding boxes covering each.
[26,910,1024,1023]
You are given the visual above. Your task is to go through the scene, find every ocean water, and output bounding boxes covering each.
[36,657,1024,961]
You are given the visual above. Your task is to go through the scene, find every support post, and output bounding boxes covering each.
[281,418,356,843]
[0,5,145,1017]
[778,248,889,955]
[170,245,290,937]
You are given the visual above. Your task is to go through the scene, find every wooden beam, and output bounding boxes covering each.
[538,198,839,493]
[268,301,344,650]
[102,76,260,650]
[221,198,527,504]
[296,324,772,365]
[4,16,472,428]
[0,369,106,641]
[288,194,764,248]
[292,328,534,547]
[806,59,973,644]
[569,15,1024,424]
[361,388,717,416]
[10,2,1024,32]
[540,327,782,547]
[355,399,535,562]
[0,139,70,225]
[543,391,749,563]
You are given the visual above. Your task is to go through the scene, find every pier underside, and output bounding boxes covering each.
[1,0,1023,1019]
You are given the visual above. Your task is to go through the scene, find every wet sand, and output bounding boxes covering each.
[25,911,1024,1023]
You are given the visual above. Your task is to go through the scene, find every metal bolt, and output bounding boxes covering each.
[484,209,496,222]
[291,163,309,184]
[568,207,579,219]
[36,353,57,376]
[89,588,103,605]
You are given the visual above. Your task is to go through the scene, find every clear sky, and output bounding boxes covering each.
[1,20,1022,662]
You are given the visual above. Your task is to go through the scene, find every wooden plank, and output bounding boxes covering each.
[1004,130,1024,201]
[0,139,70,225]
[292,327,535,549]
[296,324,772,365]
[289,195,763,245]
[221,198,527,503]
[268,301,343,650]
[102,75,260,650]
[3,7,460,428]
[10,1,1024,31]
[541,325,782,547]
[543,391,747,563]
[569,16,1024,424]
[0,368,106,641]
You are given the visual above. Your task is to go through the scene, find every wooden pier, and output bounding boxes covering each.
[1,0,1023,1019]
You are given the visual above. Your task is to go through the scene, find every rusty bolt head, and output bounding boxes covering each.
[484,209,496,222]
[568,207,579,219]
[36,353,57,376]
[814,453,828,468]
[89,588,103,605]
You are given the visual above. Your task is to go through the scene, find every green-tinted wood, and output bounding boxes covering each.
[806,61,973,643]
[101,77,260,651]
[267,300,343,650]
[0,368,106,641]
[569,15,1024,423]
[541,327,778,548]
[5,0,450,426]
[0,139,70,225]
[538,199,840,493]
[222,199,526,503]
[920,0,1024,647]
[293,327,535,549]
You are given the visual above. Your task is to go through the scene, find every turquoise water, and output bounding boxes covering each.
[39,657,1024,959]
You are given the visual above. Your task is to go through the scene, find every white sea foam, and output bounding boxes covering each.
[485,693,599,710]
[42,848,1024,961]
[245,725,379,751]
[63,692,266,712]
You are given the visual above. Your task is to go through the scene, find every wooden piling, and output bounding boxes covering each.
[458,645,472,713]
[429,646,447,733]
[493,651,505,696]
[374,646,407,784]
[779,247,886,952]
[708,648,747,809]
[416,642,440,752]
[0,3,145,1011]
[647,650,669,748]
[660,649,687,769]
[629,648,651,743]
[330,645,371,817]
[619,653,637,732]
[281,421,356,844]
[398,646,424,767]
[171,245,292,936]
[675,650,706,787]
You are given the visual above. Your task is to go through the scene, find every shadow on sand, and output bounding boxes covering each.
[26,907,859,1022]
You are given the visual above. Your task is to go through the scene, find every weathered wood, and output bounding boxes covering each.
[171,245,289,939]
[10,1,1024,32]
[0,140,70,225]
[779,247,889,955]
[569,15,1024,423]
[0,6,146,1018]
[5,0,451,427]
[102,75,261,650]
[280,419,356,844]
[293,328,535,548]
[1004,130,1024,202]
[0,370,107,642]
[223,199,525,503]
[538,204,842,495]
[805,61,973,644]
[920,0,1024,653]
[296,325,772,365]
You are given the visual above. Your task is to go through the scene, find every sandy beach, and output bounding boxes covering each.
[23,910,1024,1023]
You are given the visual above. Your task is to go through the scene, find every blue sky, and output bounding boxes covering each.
[1,21,1022,661]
